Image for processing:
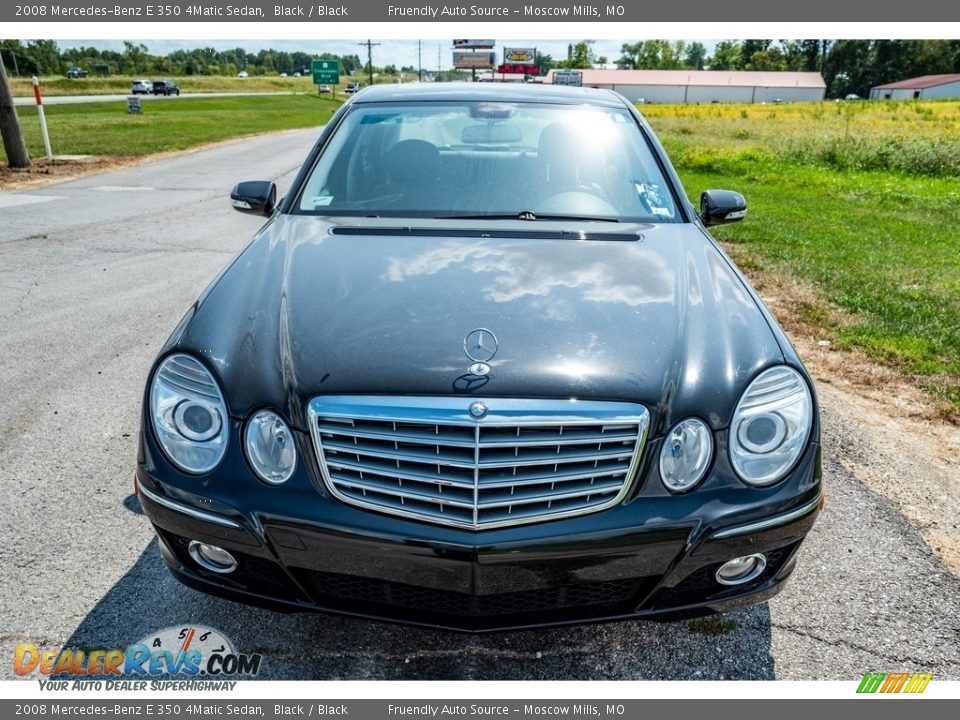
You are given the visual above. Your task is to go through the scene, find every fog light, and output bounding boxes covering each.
[715,553,766,586]
[188,541,237,574]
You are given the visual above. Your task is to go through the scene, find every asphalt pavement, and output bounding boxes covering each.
[1,130,958,681]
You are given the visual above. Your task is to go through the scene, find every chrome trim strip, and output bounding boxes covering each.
[137,480,242,529]
[710,495,821,540]
[307,396,650,531]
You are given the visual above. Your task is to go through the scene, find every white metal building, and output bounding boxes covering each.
[545,69,827,103]
[869,74,960,100]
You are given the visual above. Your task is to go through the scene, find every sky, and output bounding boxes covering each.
[60,39,719,70]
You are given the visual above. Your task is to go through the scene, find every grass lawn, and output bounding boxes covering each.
[12,74,321,96]
[2,94,341,158]
[642,100,960,409]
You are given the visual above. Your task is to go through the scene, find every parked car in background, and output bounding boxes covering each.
[131,80,151,95]
[319,85,331,93]
[237,71,249,79]
[66,67,88,79]
[135,83,822,632]
[152,80,181,96]
[344,81,361,94]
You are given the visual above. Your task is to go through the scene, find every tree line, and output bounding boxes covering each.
[558,39,960,98]
[3,39,959,98]
[0,40,365,79]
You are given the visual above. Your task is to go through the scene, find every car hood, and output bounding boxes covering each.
[175,215,784,432]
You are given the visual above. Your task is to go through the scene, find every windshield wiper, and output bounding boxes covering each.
[434,211,620,223]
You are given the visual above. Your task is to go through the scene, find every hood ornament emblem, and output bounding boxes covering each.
[468,401,488,420]
[463,328,498,377]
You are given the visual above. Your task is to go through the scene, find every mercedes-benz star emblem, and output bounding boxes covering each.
[463,328,499,364]
[469,401,488,420]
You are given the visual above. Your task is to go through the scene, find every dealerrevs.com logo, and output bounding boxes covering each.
[15,626,261,690]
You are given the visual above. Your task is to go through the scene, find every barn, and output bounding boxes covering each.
[545,69,827,103]
[869,74,960,100]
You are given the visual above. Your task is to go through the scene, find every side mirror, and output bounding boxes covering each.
[700,189,747,227]
[230,180,277,217]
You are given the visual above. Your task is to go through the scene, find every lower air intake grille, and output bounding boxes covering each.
[301,570,645,618]
[308,396,649,530]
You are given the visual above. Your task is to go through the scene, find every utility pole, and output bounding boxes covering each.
[2,48,19,76]
[359,39,380,86]
[417,40,422,82]
[0,53,30,169]
[438,44,441,82]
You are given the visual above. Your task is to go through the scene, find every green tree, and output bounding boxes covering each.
[738,39,771,70]
[684,42,707,70]
[708,41,741,70]
[121,41,148,74]
[823,39,872,97]
[562,40,595,69]
[745,47,787,71]
[536,53,555,75]
[26,40,61,75]
[799,39,830,72]
[616,40,685,70]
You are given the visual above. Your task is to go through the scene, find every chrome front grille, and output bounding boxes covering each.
[307,396,649,530]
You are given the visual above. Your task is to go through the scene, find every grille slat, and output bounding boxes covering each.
[318,422,477,448]
[477,444,634,469]
[322,438,477,469]
[477,462,627,489]
[476,481,624,509]
[309,397,649,530]
[332,477,477,509]
[326,458,476,489]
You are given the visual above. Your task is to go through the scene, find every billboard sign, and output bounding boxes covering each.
[453,39,496,49]
[553,70,583,86]
[453,51,496,69]
[503,48,537,65]
[497,64,536,75]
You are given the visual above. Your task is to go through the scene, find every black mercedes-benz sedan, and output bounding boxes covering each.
[135,83,822,632]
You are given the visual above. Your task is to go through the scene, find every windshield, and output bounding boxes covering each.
[295,101,679,222]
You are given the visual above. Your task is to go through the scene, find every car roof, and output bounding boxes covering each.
[351,81,629,108]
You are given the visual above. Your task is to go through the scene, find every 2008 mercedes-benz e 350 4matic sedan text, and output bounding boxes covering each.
[135,83,822,631]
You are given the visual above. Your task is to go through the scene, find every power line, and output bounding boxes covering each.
[358,39,380,86]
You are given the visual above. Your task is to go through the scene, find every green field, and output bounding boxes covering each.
[642,100,960,410]
[3,95,341,158]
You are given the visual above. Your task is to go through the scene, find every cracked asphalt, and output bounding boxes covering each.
[1,129,958,680]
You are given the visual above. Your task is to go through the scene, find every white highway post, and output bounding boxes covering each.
[32,76,52,160]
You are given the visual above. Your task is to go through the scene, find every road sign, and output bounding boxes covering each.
[553,70,583,87]
[312,59,340,85]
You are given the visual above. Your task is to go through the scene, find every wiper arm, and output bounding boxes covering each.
[434,211,620,223]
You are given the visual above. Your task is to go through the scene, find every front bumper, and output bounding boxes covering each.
[135,437,822,632]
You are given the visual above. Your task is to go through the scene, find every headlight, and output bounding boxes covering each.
[659,418,713,492]
[245,410,296,485]
[150,354,228,474]
[730,366,813,486]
